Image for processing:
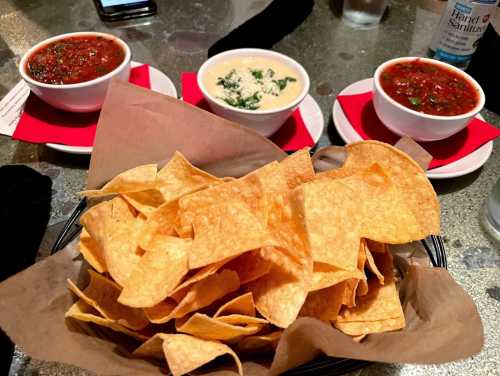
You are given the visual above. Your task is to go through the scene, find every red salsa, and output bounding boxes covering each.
[26,36,125,85]
[380,59,478,116]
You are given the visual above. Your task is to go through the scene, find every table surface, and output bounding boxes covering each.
[1,0,499,375]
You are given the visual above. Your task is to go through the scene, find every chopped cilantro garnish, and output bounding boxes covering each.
[408,97,421,106]
[250,69,263,80]
[273,76,297,91]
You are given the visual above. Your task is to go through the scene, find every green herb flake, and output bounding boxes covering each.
[273,76,297,91]
[250,69,263,80]
[408,97,421,107]
[266,68,275,77]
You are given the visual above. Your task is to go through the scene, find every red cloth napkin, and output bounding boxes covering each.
[12,64,151,146]
[181,72,314,152]
[337,92,500,169]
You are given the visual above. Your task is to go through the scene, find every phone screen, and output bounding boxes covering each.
[100,0,148,7]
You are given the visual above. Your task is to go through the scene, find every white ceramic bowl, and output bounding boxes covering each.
[373,57,485,141]
[19,31,131,112]
[197,48,310,137]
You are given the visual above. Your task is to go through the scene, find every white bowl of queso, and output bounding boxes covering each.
[198,49,310,137]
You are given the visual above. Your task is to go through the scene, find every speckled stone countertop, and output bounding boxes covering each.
[1,0,499,375]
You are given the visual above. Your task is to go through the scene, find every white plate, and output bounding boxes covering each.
[45,61,178,155]
[332,78,493,179]
[298,93,324,147]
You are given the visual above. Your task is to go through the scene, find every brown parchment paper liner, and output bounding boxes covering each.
[0,81,483,376]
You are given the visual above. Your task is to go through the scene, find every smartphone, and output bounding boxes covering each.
[93,0,157,22]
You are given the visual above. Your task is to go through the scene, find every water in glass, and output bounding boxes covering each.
[342,0,388,29]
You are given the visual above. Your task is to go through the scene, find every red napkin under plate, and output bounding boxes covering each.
[337,91,500,169]
[181,72,315,152]
[12,64,151,146]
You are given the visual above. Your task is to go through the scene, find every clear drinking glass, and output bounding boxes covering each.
[342,0,389,29]
[483,177,500,243]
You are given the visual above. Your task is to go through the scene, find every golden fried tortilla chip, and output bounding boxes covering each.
[80,197,143,286]
[121,189,165,217]
[213,292,256,318]
[79,164,157,197]
[162,334,243,376]
[79,228,107,273]
[294,179,362,271]
[137,199,179,251]
[246,258,312,328]
[235,331,282,354]
[65,300,148,342]
[151,270,240,323]
[311,262,365,291]
[168,257,236,303]
[143,299,177,324]
[224,250,272,285]
[299,283,345,322]
[67,270,148,330]
[215,314,268,325]
[341,279,360,308]
[178,172,268,232]
[337,280,404,323]
[364,243,385,284]
[132,333,170,359]
[189,200,274,269]
[118,236,190,308]
[156,151,221,202]
[322,141,440,237]
[279,148,315,189]
[176,313,264,341]
[335,315,405,336]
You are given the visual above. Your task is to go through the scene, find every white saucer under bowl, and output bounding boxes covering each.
[332,78,493,180]
[297,93,324,148]
[45,61,178,155]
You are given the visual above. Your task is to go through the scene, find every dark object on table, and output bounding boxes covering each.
[0,165,52,375]
[208,0,314,57]
[466,24,500,115]
[93,0,157,22]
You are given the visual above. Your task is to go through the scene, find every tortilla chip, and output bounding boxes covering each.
[246,258,312,328]
[178,172,268,232]
[214,292,256,318]
[161,334,243,376]
[132,333,170,359]
[143,300,177,324]
[121,189,165,217]
[299,283,345,322]
[235,331,282,354]
[118,236,190,308]
[189,200,274,269]
[79,228,107,273]
[224,250,272,285]
[280,148,315,189]
[337,280,404,323]
[216,314,268,325]
[156,151,221,202]
[365,243,385,284]
[323,141,440,237]
[79,164,157,197]
[169,259,237,304]
[294,178,362,271]
[176,313,264,340]
[357,279,369,296]
[311,262,365,291]
[67,270,148,330]
[365,239,387,253]
[335,315,405,336]
[341,279,360,308]
[65,300,148,342]
[138,200,180,253]
[80,197,143,286]
[151,270,240,323]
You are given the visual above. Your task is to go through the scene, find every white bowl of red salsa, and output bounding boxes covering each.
[373,57,484,141]
[19,31,131,112]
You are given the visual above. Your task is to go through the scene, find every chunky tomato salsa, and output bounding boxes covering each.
[26,36,125,85]
[380,59,478,116]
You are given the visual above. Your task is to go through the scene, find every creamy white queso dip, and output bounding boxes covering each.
[203,57,302,111]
